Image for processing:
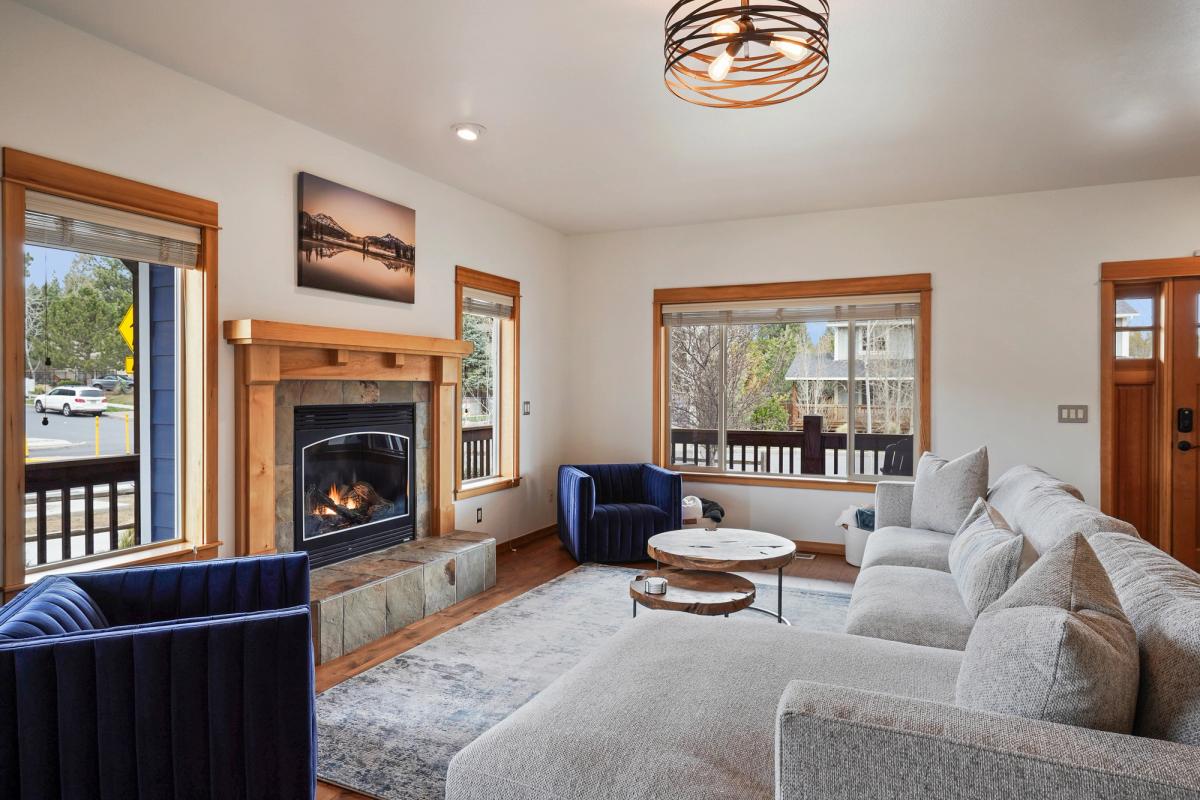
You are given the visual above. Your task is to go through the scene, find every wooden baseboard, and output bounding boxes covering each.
[502,524,557,551]
[793,539,845,556]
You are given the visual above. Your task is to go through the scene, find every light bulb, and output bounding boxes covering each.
[708,48,735,81]
[451,123,486,142]
[711,17,740,37]
[772,34,810,62]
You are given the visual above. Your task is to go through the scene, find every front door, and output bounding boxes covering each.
[1171,278,1200,569]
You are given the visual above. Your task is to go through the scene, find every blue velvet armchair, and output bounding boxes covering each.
[0,553,316,799]
[558,463,682,562]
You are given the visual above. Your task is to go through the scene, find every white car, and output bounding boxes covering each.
[32,386,108,416]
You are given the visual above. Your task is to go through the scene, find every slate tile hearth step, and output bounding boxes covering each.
[309,533,497,664]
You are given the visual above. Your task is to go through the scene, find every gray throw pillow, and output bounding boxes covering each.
[910,447,989,534]
[948,498,1024,617]
[955,533,1139,733]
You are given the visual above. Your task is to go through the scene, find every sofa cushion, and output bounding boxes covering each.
[910,447,989,534]
[859,526,953,572]
[986,465,1136,555]
[0,578,109,640]
[1091,531,1200,745]
[955,533,1139,734]
[948,499,1024,617]
[845,565,974,650]
[445,614,962,800]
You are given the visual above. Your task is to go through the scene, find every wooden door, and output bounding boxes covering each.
[1170,278,1200,569]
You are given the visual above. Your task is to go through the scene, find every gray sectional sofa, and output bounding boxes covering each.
[445,465,1200,799]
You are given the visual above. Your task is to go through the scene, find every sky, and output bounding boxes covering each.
[24,244,76,286]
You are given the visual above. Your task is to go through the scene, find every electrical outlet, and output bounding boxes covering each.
[476,507,483,524]
[523,401,531,416]
[1058,405,1089,424]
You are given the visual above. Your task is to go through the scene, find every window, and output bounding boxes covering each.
[455,267,520,498]
[1114,288,1155,359]
[4,149,218,593]
[653,275,931,487]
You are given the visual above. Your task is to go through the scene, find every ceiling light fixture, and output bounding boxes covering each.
[452,123,486,142]
[664,0,830,109]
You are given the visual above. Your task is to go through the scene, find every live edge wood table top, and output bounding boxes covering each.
[646,528,797,572]
[629,568,755,616]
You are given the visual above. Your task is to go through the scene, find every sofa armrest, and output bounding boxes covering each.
[776,680,1200,800]
[873,481,914,529]
[0,606,316,799]
[557,465,596,544]
[70,552,310,626]
[642,464,682,528]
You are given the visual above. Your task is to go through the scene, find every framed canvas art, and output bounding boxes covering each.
[297,172,416,303]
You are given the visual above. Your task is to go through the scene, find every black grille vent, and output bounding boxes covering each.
[295,403,414,431]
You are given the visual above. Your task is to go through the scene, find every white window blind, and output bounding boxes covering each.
[661,293,921,327]
[462,287,514,319]
[24,192,201,269]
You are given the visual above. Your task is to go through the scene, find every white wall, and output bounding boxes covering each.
[0,1,570,566]
[566,178,1200,545]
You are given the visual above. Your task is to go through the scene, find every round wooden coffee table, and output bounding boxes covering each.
[645,528,796,624]
[629,568,755,617]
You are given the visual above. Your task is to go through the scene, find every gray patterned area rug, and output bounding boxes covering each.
[316,564,850,800]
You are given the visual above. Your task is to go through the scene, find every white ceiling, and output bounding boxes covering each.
[18,0,1200,234]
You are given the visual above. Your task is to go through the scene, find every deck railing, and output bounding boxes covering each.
[462,425,494,482]
[670,421,912,477]
[24,454,138,567]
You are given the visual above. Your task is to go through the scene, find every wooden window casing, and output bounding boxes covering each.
[2,149,219,597]
[454,266,520,500]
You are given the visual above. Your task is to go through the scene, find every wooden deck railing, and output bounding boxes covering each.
[24,455,138,567]
[670,420,912,477]
[462,425,494,482]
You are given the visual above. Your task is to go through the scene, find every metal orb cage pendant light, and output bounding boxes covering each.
[664,0,830,109]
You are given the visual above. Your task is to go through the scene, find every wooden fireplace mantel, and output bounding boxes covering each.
[223,319,472,556]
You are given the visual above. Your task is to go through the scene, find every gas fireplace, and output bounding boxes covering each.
[294,403,416,568]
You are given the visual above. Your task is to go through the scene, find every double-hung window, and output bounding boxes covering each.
[654,275,931,486]
[455,267,521,498]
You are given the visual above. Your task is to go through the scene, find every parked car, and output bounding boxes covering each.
[92,374,131,391]
[32,386,108,416]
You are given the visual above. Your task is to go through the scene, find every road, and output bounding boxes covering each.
[26,406,135,460]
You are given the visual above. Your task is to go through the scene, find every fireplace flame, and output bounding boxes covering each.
[316,483,361,516]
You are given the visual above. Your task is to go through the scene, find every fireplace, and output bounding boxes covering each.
[293,402,416,568]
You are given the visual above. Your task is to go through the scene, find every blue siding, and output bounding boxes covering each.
[148,266,176,542]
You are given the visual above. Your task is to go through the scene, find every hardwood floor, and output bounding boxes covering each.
[315,530,857,799]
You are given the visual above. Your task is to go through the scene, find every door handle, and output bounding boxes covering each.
[1180,441,1193,452]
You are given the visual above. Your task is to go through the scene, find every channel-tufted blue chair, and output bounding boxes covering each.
[558,463,682,563]
[0,553,316,799]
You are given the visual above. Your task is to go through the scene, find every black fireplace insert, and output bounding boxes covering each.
[293,403,416,568]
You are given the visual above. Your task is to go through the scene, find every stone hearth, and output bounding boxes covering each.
[310,531,496,663]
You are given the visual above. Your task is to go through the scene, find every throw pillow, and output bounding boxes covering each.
[948,498,1024,617]
[910,447,989,534]
[955,533,1139,733]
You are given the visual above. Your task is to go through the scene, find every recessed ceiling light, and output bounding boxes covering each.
[452,123,486,142]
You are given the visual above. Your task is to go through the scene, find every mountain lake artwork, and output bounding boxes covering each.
[297,172,416,303]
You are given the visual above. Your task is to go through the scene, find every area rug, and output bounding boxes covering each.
[316,564,850,800]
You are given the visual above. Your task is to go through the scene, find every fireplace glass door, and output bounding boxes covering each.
[294,403,416,567]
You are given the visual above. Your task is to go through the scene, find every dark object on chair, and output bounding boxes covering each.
[699,497,725,523]
[880,439,914,476]
[558,464,682,562]
[0,553,316,799]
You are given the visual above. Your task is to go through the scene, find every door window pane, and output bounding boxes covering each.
[1115,295,1154,359]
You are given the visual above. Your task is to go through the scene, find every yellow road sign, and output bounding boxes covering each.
[125,356,134,373]
[119,305,134,352]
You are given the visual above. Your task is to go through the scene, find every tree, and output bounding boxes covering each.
[461,313,495,419]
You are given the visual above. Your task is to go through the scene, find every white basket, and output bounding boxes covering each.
[843,526,871,567]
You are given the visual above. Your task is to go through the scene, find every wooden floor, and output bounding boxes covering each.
[315,532,857,800]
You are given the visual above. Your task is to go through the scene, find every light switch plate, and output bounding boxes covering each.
[522,401,531,416]
[1058,405,1088,423]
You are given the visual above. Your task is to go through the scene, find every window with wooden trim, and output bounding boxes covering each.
[652,275,932,490]
[3,149,219,595]
[455,267,520,499]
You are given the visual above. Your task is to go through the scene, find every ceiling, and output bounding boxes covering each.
[18,0,1200,234]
